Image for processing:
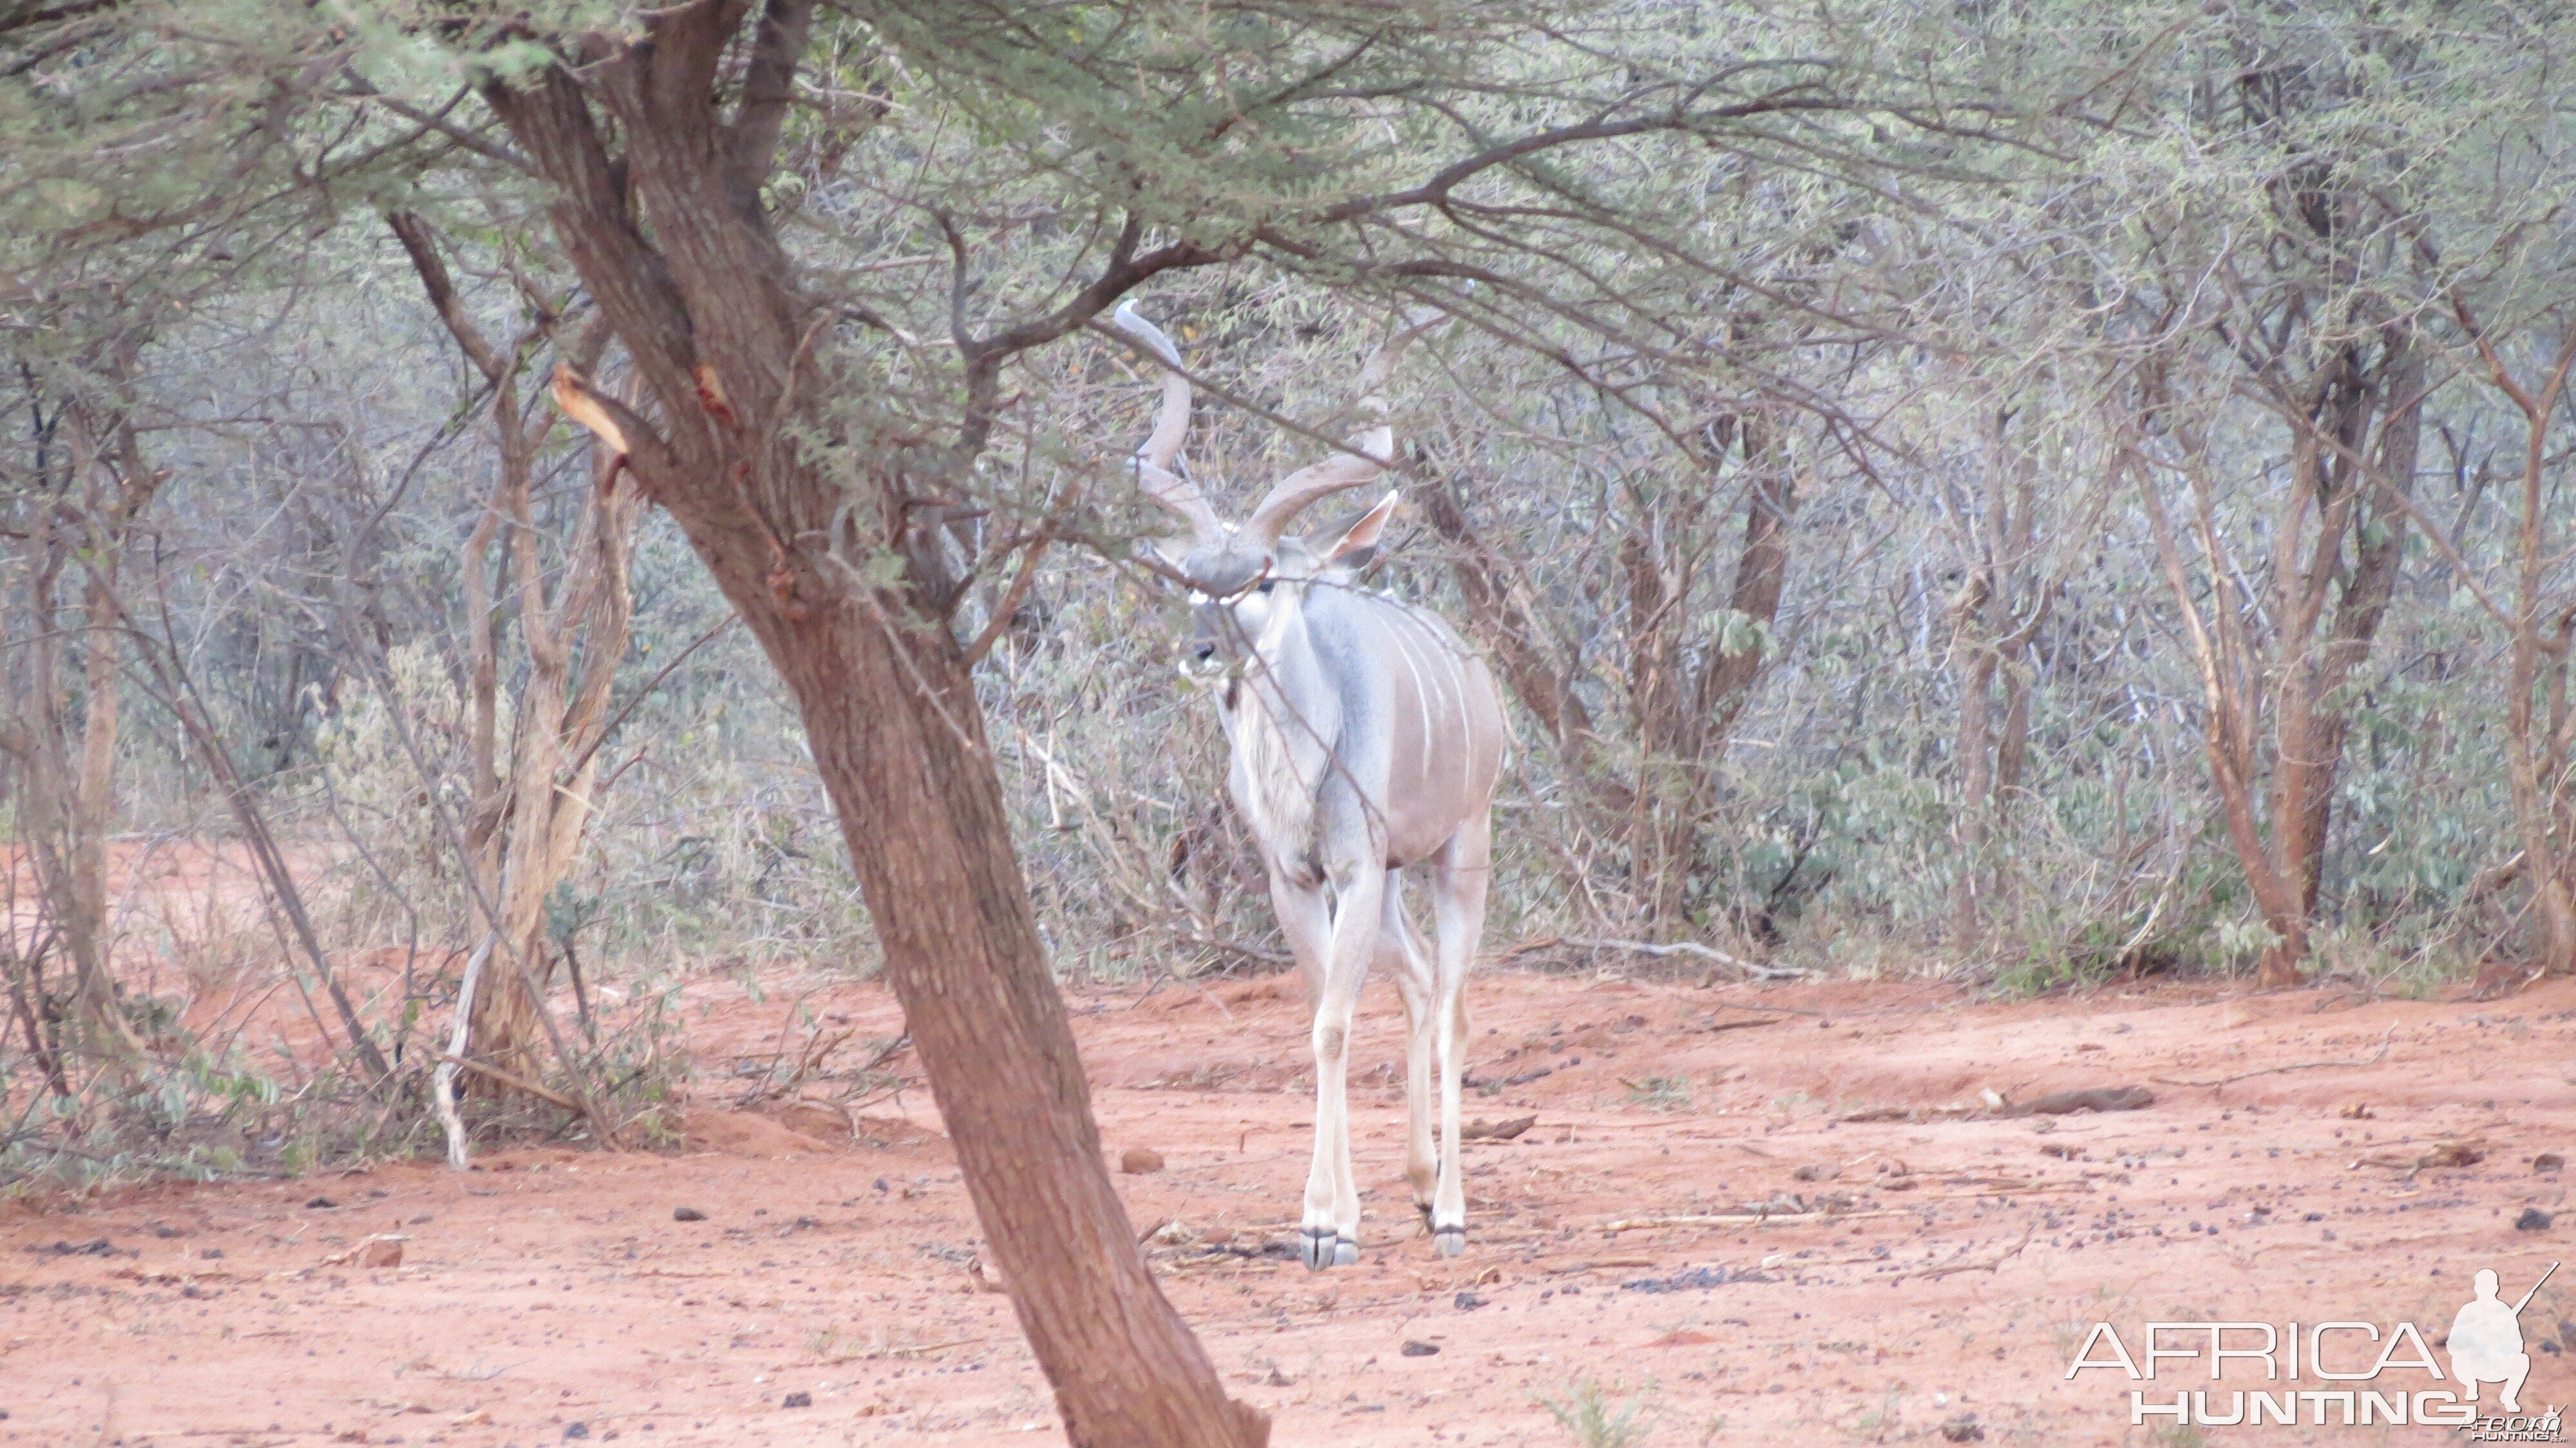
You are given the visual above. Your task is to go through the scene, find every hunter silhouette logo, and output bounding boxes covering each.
[2454,1263,2554,1414]
[2065,1261,2563,1433]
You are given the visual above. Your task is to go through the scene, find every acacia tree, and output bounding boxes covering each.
[1,348,160,1069]
[1,0,479,1114]
[2457,305,2576,977]
[1937,395,2072,946]
[429,2,1921,1434]
[1425,400,1803,933]
[2101,19,2467,986]
[8,0,1914,1426]
[2384,160,2576,978]
[388,211,642,1127]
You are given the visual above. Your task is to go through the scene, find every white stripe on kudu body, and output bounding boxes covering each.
[1112,301,1506,1270]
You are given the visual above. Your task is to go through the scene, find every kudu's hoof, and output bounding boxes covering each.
[1432,1227,1465,1259]
[1299,1228,1357,1270]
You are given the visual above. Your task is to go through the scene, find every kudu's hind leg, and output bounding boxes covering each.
[1380,873,1439,1222]
[1428,815,1492,1257]
[1291,867,1382,1270]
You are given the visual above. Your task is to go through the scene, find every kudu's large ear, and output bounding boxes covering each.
[1320,490,1401,571]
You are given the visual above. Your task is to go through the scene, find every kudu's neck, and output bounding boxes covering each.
[1213,593,1345,767]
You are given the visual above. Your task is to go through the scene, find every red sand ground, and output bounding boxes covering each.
[5,962,2571,1446]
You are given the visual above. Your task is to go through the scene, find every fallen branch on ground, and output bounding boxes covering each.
[1503,935,1808,980]
[1602,1208,1917,1232]
[1937,1177,2096,1195]
[809,1337,988,1363]
[2357,1138,2486,1171]
[2150,1027,2394,1087]
[1895,1224,2037,1283]
[1844,1087,2153,1123]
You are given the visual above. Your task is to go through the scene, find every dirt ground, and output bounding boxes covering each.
[5,958,2572,1447]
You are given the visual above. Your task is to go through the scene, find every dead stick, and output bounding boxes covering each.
[2150,1027,2394,1087]
[1516,935,1808,981]
[1602,1208,1917,1232]
[437,1053,582,1112]
[1898,1223,2038,1283]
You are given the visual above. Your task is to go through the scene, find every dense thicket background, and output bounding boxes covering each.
[5,1,2574,1181]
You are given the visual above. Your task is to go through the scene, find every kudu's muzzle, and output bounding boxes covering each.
[1188,604,1224,668]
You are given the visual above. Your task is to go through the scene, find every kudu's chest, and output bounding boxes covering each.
[1218,681,1331,883]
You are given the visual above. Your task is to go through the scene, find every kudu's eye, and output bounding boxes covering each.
[1256,579,1276,595]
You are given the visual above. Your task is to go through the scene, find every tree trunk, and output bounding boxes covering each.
[2132,413,2312,984]
[1423,475,1603,781]
[15,400,158,1064]
[744,560,1266,1447]
[481,12,1267,1440]
[2480,315,2576,973]
[1620,529,1694,927]
[2291,345,2423,919]
[1696,427,1798,737]
[1949,570,1997,946]
[1941,400,2040,954]
[1434,420,1794,937]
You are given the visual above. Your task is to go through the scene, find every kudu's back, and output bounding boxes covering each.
[1295,584,1508,868]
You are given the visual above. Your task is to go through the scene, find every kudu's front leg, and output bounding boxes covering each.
[1289,866,1383,1270]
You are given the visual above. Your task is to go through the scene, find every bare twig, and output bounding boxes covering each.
[2150,1027,2396,1087]
[1602,1208,1915,1232]
[437,1051,582,1112]
[1896,1223,2038,1283]
[558,614,738,785]
[1511,935,1808,980]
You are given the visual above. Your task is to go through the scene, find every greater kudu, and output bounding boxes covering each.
[1111,302,1508,1270]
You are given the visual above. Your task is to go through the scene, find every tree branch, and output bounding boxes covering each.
[724,0,814,196]
[386,211,511,385]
